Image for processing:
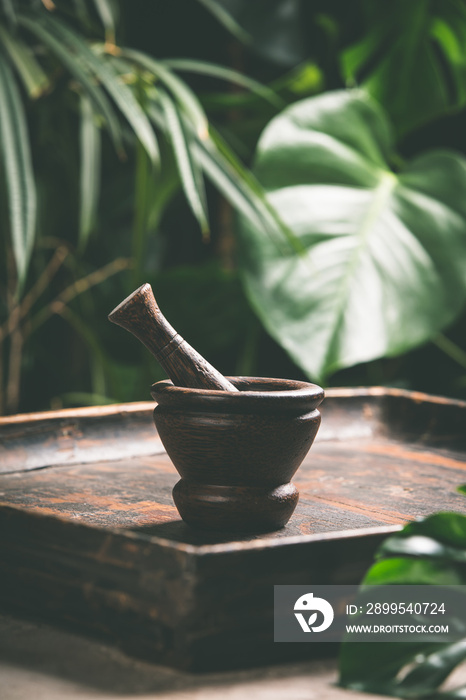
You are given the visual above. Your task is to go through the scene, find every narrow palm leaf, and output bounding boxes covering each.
[39,13,159,164]
[195,137,269,230]
[159,89,209,237]
[194,130,291,249]
[0,53,36,291]
[148,101,266,231]
[78,94,101,250]
[71,0,90,25]
[92,0,115,43]
[19,15,124,156]
[121,47,208,140]
[195,0,251,44]
[0,0,16,25]
[0,25,49,98]
[149,101,294,250]
[164,58,284,108]
[131,138,152,285]
[208,124,302,251]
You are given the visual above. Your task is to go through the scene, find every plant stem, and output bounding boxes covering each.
[236,319,260,376]
[6,307,23,414]
[0,245,68,342]
[131,139,151,287]
[433,333,466,370]
[217,196,235,271]
[0,339,4,416]
[55,305,109,400]
[27,257,130,336]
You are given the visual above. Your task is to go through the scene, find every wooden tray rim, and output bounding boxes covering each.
[1,500,401,557]
[2,385,466,427]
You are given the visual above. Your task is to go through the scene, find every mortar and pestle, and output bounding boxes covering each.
[109,284,324,533]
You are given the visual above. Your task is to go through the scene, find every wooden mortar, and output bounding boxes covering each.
[151,376,324,532]
[109,284,324,532]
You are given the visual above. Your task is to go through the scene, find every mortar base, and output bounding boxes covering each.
[172,479,299,533]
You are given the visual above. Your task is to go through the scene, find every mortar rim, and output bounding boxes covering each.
[151,376,324,413]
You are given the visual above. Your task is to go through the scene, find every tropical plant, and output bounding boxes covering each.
[0,0,286,413]
[339,508,466,698]
[1,0,287,288]
[4,0,466,413]
[238,89,466,384]
[212,0,466,135]
[211,0,466,393]
[341,0,466,135]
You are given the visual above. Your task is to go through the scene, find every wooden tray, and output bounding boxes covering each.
[1,387,466,671]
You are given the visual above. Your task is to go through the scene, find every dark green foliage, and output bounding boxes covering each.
[0,0,286,412]
[2,0,466,412]
[342,0,466,135]
[339,512,466,698]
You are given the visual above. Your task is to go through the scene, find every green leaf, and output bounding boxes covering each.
[339,641,438,696]
[339,512,466,698]
[383,513,466,551]
[197,0,307,67]
[363,557,466,586]
[208,123,301,252]
[395,640,466,697]
[377,536,466,566]
[121,47,209,141]
[19,15,124,157]
[60,391,116,406]
[0,0,16,26]
[92,0,116,43]
[131,138,154,286]
[38,13,159,164]
[71,0,91,26]
[164,58,284,108]
[78,95,101,250]
[340,0,466,134]
[0,52,36,291]
[434,334,466,371]
[158,89,209,238]
[148,101,287,245]
[194,132,272,231]
[195,0,252,45]
[238,89,466,383]
[0,25,50,98]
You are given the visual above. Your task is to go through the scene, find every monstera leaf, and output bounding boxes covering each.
[237,89,466,383]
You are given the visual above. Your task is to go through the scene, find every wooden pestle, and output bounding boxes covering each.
[108,284,238,392]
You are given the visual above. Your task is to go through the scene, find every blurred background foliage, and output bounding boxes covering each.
[2,0,466,414]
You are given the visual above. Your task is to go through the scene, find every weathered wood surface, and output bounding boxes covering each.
[1,433,466,539]
[0,501,390,670]
[0,402,163,474]
[0,387,466,670]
